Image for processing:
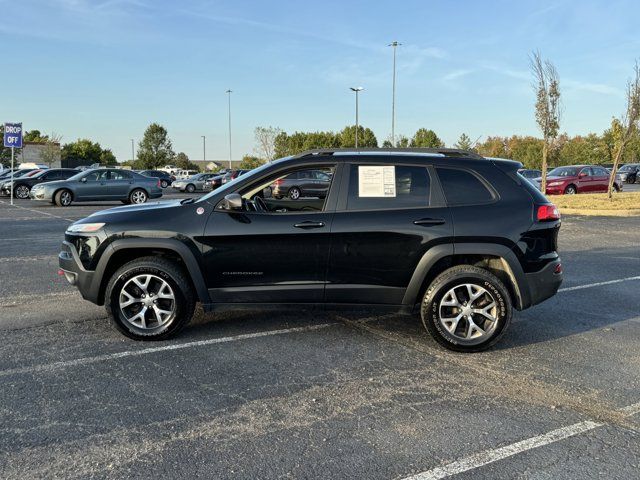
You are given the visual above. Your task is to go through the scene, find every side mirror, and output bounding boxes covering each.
[80,177,87,183]
[223,193,243,210]
[578,172,587,178]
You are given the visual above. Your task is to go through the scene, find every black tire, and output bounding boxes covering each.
[627,174,636,184]
[14,184,30,199]
[160,179,169,188]
[105,256,196,340]
[129,188,148,204]
[185,184,196,193]
[564,184,577,195]
[288,186,301,200]
[54,189,73,207]
[420,265,512,353]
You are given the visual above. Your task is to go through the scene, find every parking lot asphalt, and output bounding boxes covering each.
[0,191,639,479]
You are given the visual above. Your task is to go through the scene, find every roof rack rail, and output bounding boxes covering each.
[293,147,485,160]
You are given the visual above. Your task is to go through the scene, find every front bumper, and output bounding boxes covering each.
[29,188,52,201]
[58,240,101,304]
[524,259,563,307]
[545,185,565,195]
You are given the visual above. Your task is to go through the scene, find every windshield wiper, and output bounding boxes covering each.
[180,198,195,205]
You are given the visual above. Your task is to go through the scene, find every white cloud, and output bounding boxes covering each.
[442,69,474,81]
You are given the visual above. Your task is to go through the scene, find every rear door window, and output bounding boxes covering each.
[436,167,494,206]
[346,164,431,210]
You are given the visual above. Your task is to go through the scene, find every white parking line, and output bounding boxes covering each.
[0,200,74,222]
[559,276,640,292]
[403,421,602,480]
[402,401,640,480]
[0,323,336,377]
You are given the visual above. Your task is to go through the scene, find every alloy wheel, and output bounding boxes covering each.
[131,190,147,204]
[438,283,498,343]
[289,188,300,200]
[15,186,29,199]
[119,274,176,330]
[60,191,72,206]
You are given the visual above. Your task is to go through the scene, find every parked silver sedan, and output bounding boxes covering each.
[171,173,216,193]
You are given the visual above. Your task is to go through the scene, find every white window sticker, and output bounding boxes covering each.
[358,166,396,197]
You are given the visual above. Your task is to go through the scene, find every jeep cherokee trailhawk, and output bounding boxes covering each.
[59,148,563,352]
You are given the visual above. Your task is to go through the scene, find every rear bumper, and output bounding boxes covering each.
[524,259,563,307]
[58,241,101,304]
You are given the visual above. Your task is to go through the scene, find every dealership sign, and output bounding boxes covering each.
[3,122,23,148]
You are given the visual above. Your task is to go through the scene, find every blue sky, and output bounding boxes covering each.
[2,0,639,161]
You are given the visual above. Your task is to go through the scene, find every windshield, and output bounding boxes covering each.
[196,156,292,203]
[32,170,48,179]
[67,170,91,181]
[548,167,579,177]
[619,164,638,172]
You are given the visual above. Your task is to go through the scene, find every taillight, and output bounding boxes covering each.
[157,179,161,188]
[537,204,560,222]
[274,179,283,186]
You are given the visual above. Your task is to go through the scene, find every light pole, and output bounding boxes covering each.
[226,89,232,169]
[350,87,364,148]
[201,135,206,163]
[130,139,134,163]
[388,41,401,146]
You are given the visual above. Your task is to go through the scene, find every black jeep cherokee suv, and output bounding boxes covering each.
[59,148,562,352]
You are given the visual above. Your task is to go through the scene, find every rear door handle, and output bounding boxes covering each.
[294,221,325,229]
[413,218,445,226]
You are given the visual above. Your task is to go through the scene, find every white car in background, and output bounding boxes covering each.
[159,165,179,175]
[174,169,199,180]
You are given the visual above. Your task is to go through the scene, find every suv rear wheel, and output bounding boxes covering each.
[105,257,196,340]
[420,265,512,352]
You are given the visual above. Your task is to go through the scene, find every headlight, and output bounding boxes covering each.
[66,222,105,233]
[548,181,563,186]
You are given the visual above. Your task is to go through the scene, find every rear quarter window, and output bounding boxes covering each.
[436,167,494,206]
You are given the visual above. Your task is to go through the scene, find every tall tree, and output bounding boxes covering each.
[530,51,561,192]
[608,61,640,198]
[410,128,444,148]
[338,125,378,148]
[395,135,410,148]
[137,123,175,169]
[61,139,104,164]
[23,130,49,143]
[174,152,200,171]
[40,133,63,167]
[239,155,265,170]
[454,133,475,151]
[100,149,117,166]
[254,126,282,161]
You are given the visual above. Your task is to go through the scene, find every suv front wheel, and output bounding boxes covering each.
[105,257,196,340]
[421,265,512,352]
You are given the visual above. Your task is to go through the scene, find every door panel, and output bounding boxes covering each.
[326,207,452,304]
[200,163,340,304]
[326,162,452,305]
[201,211,333,303]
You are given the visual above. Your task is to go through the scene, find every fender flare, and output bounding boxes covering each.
[93,238,210,305]
[402,243,529,310]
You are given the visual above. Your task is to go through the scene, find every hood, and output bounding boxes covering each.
[36,179,69,188]
[87,199,184,218]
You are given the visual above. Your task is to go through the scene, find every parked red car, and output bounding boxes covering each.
[537,165,622,195]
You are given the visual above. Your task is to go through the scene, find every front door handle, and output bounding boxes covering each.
[294,221,325,229]
[413,218,445,226]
